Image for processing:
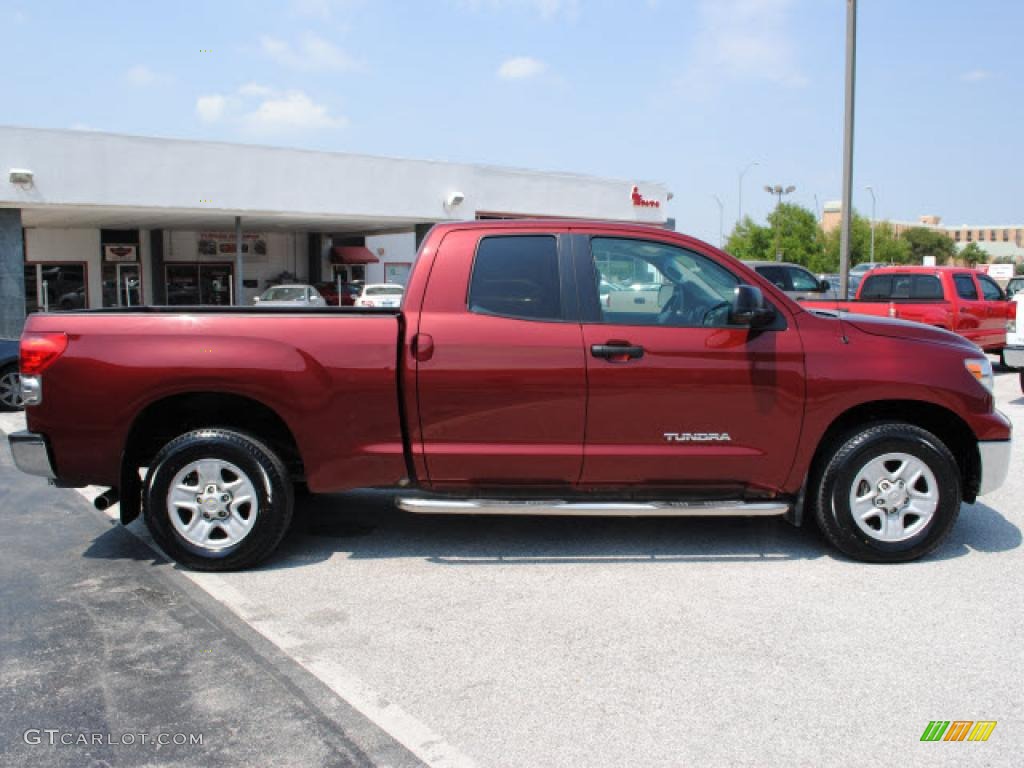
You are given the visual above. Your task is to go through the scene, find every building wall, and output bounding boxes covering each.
[1,127,670,228]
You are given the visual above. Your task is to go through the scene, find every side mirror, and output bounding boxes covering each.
[730,284,775,328]
[819,279,832,292]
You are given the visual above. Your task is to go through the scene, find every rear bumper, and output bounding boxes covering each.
[978,438,1012,496]
[8,431,56,479]
[1002,345,1024,369]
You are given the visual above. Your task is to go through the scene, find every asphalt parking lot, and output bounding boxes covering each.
[1,366,1022,768]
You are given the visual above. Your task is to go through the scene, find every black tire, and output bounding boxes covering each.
[998,350,1017,371]
[143,429,294,571]
[0,363,23,412]
[813,422,961,563]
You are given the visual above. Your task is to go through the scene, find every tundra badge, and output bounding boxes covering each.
[664,432,732,442]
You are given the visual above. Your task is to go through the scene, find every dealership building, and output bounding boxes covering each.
[0,126,671,339]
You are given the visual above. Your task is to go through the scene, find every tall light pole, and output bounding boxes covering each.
[737,161,759,228]
[765,184,796,261]
[838,0,858,299]
[712,194,724,247]
[865,185,877,264]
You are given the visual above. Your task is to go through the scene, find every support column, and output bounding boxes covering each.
[414,223,435,250]
[0,209,26,339]
[234,216,243,306]
[307,233,322,284]
[150,229,165,304]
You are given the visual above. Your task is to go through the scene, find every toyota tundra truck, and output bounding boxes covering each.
[9,220,1013,569]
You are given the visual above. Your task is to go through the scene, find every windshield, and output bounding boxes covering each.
[365,286,404,296]
[260,287,306,301]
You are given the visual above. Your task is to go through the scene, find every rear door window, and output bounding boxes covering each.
[469,236,562,321]
[755,266,790,291]
[954,274,979,300]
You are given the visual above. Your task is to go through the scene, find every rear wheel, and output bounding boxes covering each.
[0,364,23,411]
[813,422,961,563]
[143,429,294,571]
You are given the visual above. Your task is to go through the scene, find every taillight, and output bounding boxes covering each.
[363,300,375,307]
[20,332,68,374]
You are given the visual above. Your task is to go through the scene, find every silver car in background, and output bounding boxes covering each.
[745,261,837,301]
[252,284,327,307]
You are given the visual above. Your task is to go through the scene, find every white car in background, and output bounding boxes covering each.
[354,283,405,308]
[1002,294,1024,379]
[253,284,326,307]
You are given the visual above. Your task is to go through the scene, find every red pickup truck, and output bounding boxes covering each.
[9,221,1012,569]
[801,266,1014,353]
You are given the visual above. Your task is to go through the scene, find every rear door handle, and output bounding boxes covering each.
[591,342,644,361]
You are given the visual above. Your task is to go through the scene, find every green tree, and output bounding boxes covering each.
[725,203,825,268]
[900,227,956,265]
[765,203,825,269]
[724,216,772,261]
[958,242,987,267]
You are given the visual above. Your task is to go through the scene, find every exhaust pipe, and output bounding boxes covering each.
[94,488,120,511]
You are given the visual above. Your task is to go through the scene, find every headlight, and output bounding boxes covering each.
[964,357,994,393]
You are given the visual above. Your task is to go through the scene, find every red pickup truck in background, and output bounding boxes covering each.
[9,221,1012,570]
[801,266,1014,354]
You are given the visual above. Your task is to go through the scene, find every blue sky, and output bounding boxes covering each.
[1,0,1021,243]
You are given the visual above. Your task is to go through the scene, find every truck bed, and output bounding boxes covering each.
[23,308,408,491]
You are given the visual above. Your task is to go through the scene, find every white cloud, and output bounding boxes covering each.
[498,56,547,80]
[196,94,227,123]
[457,0,579,21]
[260,34,360,72]
[246,90,344,131]
[125,65,169,87]
[959,69,992,83]
[680,0,807,94]
[238,82,273,97]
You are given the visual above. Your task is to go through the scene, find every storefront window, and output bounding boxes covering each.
[166,264,233,305]
[102,263,142,307]
[25,263,87,312]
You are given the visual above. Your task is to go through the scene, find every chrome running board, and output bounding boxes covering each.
[396,498,789,517]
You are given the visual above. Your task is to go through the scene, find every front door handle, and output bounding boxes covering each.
[591,342,644,362]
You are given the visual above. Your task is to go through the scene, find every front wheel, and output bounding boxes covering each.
[813,422,961,563]
[143,429,294,571]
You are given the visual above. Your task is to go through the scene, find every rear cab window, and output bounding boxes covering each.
[860,273,944,300]
[469,235,563,321]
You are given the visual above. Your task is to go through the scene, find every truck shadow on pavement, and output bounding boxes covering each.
[242,491,1021,570]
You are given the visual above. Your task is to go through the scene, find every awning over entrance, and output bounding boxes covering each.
[331,246,379,265]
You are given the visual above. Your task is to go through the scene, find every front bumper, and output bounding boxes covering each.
[1002,345,1024,369]
[978,438,1012,496]
[8,431,56,479]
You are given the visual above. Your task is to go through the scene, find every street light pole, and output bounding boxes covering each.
[712,194,724,247]
[764,184,796,261]
[865,185,876,264]
[838,0,857,300]
[737,161,759,228]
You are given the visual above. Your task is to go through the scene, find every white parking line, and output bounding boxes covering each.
[0,415,478,768]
